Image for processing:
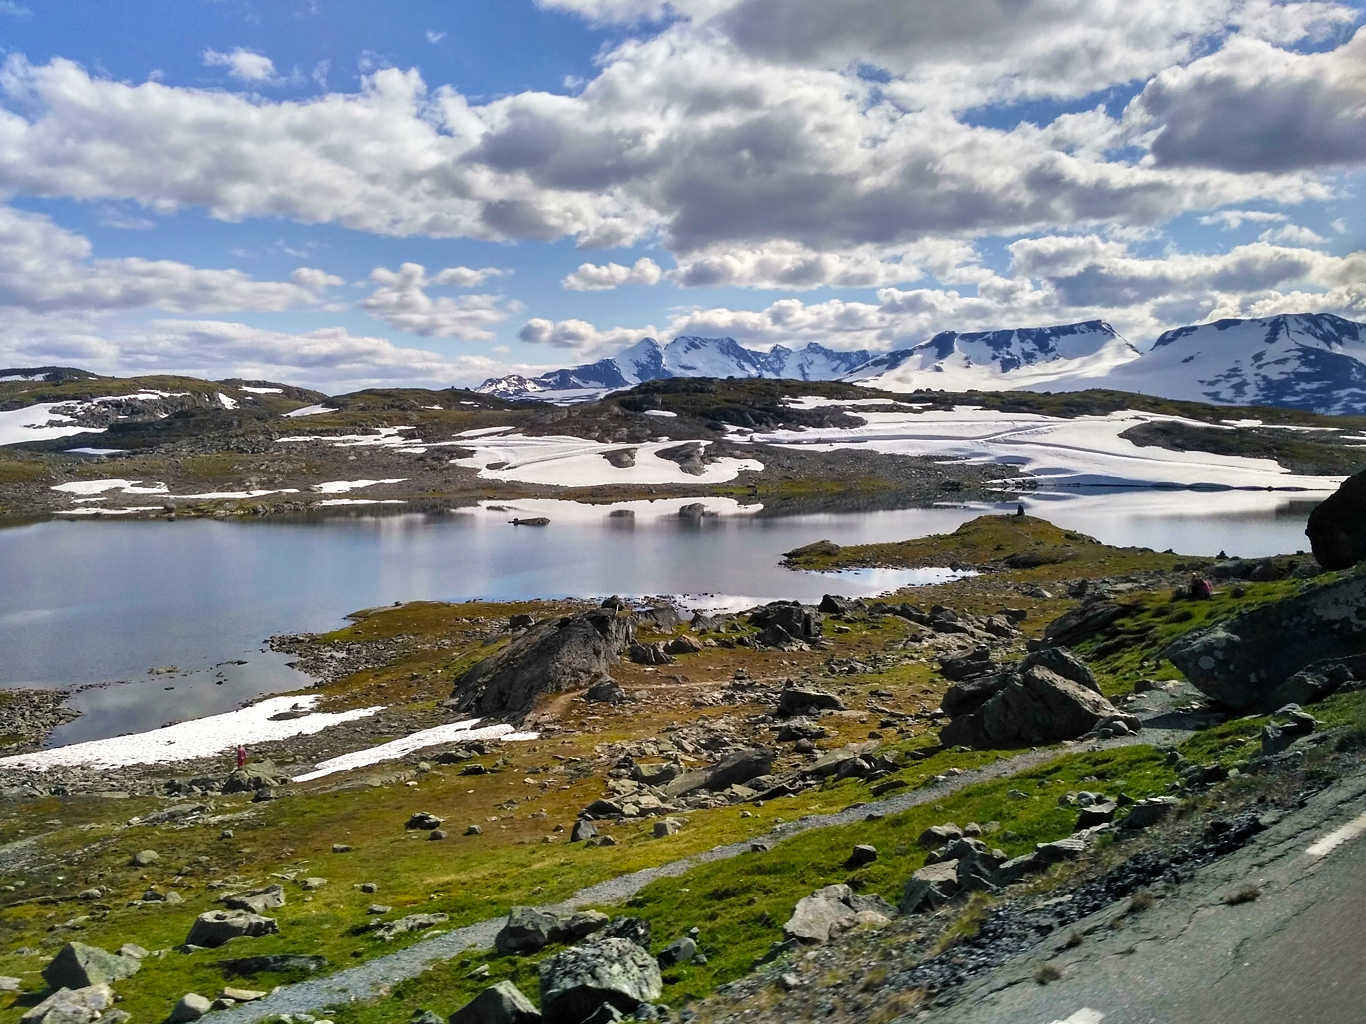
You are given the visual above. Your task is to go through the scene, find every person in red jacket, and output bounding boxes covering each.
[236,744,248,769]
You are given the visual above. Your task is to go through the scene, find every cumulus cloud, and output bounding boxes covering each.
[668,245,930,290]
[360,262,516,339]
[522,235,1366,357]
[202,48,278,83]
[0,204,323,314]
[562,257,662,290]
[1134,29,1366,173]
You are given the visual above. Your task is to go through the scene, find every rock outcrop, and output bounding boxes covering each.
[42,944,139,991]
[494,907,608,955]
[449,981,541,1024]
[1163,574,1366,711]
[453,609,634,717]
[1306,471,1366,569]
[940,649,1137,748]
[184,910,279,949]
[537,938,663,1024]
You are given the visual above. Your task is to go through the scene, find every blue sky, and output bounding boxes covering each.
[0,0,1363,390]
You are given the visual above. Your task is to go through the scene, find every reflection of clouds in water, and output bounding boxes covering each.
[665,568,976,614]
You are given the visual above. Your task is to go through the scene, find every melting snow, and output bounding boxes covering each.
[285,404,339,417]
[314,498,407,507]
[52,479,170,496]
[470,496,761,521]
[453,434,764,486]
[239,386,283,394]
[0,695,381,771]
[291,719,539,783]
[0,403,105,447]
[311,478,407,493]
[217,392,239,409]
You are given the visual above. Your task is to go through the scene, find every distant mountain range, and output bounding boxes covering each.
[478,313,1366,415]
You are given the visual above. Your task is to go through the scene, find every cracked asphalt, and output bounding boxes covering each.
[924,766,1366,1024]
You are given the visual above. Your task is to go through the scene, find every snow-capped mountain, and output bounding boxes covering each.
[844,321,1141,392]
[477,337,871,400]
[1088,313,1366,415]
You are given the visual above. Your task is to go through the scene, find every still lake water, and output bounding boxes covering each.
[0,488,1319,744]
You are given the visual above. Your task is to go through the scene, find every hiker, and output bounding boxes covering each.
[236,744,248,769]
[1189,577,1213,600]
[1016,502,1025,517]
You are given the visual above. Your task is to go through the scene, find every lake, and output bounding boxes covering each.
[0,488,1319,743]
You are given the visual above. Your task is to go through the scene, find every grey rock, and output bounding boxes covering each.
[1306,470,1366,569]
[847,844,878,867]
[1164,574,1366,711]
[900,860,961,913]
[406,812,443,830]
[1042,600,1126,647]
[1076,801,1117,829]
[585,679,627,704]
[777,685,843,716]
[454,609,634,717]
[656,937,697,968]
[411,1012,444,1024]
[223,885,286,915]
[167,994,212,1024]
[941,674,1010,718]
[570,820,597,842]
[600,917,651,948]
[664,748,773,798]
[627,643,675,666]
[496,907,567,956]
[918,823,963,849]
[222,761,286,794]
[129,850,159,867]
[184,911,279,949]
[783,892,856,944]
[373,913,448,941]
[448,981,541,1024]
[217,954,325,977]
[1119,796,1180,831]
[42,944,140,991]
[941,665,1136,748]
[749,602,823,641]
[538,939,663,1024]
[21,985,114,1024]
[1021,646,1101,693]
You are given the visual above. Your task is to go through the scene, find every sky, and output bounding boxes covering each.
[0,0,1364,392]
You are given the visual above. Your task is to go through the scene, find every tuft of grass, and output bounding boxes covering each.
[1225,885,1262,906]
[1126,891,1155,914]
[1034,963,1063,985]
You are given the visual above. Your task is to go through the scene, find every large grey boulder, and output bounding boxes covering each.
[494,907,608,955]
[900,861,961,913]
[1165,574,1366,711]
[1021,647,1101,693]
[1118,796,1179,831]
[21,985,114,1024]
[222,760,286,794]
[185,910,279,948]
[448,981,541,1024]
[663,748,773,798]
[167,994,212,1024]
[777,685,844,716]
[1042,599,1126,647]
[538,938,663,1024]
[783,886,857,944]
[941,665,1135,748]
[453,610,634,717]
[749,602,822,640]
[42,944,140,991]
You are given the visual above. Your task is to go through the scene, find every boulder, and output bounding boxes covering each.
[1042,600,1126,647]
[223,885,285,915]
[600,917,651,948]
[129,850,160,867]
[656,937,697,968]
[1118,796,1179,831]
[42,944,140,991]
[940,674,1009,718]
[496,907,562,955]
[449,981,541,1024]
[941,665,1137,748]
[749,601,822,640]
[917,824,963,849]
[538,939,663,1024]
[783,890,857,944]
[453,609,634,716]
[847,844,878,867]
[1021,647,1101,693]
[664,748,772,798]
[406,812,443,831]
[570,820,597,843]
[662,635,703,656]
[1306,470,1366,569]
[508,614,535,630]
[777,685,844,716]
[584,679,627,704]
[21,985,114,1024]
[627,643,675,666]
[1267,655,1366,709]
[900,860,961,913]
[1163,574,1366,711]
[185,911,279,949]
[1076,801,1117,829]
[939,647,995,682]
[167,994,212,1024]
[373,913,448,941]
[818,595,861,615]
[222,761,286,794]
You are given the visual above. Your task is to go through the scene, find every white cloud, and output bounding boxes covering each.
[1133,28,1366,173]
[431,266,505,288]
[562,257,662,290]
[202,48,278,84]
[360,262,516,339]
[0,204,322,314]
[425,30,446,44]
[289,267,345,291]
[668,245,929,290]
[1258,224,1326,246]
[1198,209,1287,230]
[0,1,31,16]
[521,236,1366,356]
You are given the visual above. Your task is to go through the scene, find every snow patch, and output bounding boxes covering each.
[314,498,407,507]
[51,479,169,496]
[216,392,238,409]
[311,478,407,494]
[453,434,763,486]
[284,404,338,417]
[0,695,380,771]
[291,719,539,783]
[0,403,105,447]
[239,386,283,394]
[470,495,762,521]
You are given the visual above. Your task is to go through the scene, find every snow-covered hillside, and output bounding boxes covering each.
[477,337,870,400]
[845,321,1139,392]
[1081,314,1366,414]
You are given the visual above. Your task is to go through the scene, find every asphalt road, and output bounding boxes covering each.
[928,767,1366,1024]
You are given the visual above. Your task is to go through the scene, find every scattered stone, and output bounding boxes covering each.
[129,850,159,867]
[846,844,878,867]
[600,917,651,949]
[662,636,703,656]
[373,913,449,942]
[220,988,265,1003]
[224,885,285,915]
[918,823,963,849]
[217,955,326,978]
[222,761,287,794]
[900,861,961,913]
[652,820,679,838]
[360,882,378,894]
[42,943,141,991]
[783,885,858,944]
[465,825,483,836]
[184,911,279,949]
[429,830,448,841]
[538,939,663,1024]
[301,877,327,891]
[1076,801,1118,829]
[1119,796,1180,831]
[656,937,697,969]
[777,684,843,716]
[367,905,393,915]
[406,811,443,830]
[20,984,114,1024]
[332,844,352,853]
[585,679,627,704]
[448,981,541,1024]
[570,820,597,843]
[941,662,1138,748]
[167,994,212,1024]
